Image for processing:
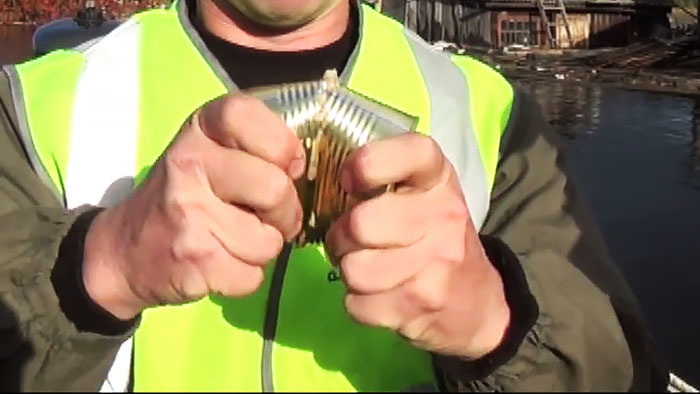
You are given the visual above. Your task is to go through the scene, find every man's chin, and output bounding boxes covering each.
[230,0,334,29]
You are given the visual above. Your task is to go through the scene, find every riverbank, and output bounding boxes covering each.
[450,34,700,96]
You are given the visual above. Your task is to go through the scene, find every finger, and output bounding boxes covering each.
[167,218,267,300]
[325,192,431,258]
[200,248,266,298]
[348,291,438,346]
[162,155,287,264]
[197,94,305,178]
[345,260,452,335]
[341,133,445,194]
[205,200,284,265]
[193,143,303,241]
[339,242,433,294]
[345,290,405,331]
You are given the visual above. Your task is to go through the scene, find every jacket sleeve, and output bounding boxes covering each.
[435,91,669,391]
[0,70,135,391]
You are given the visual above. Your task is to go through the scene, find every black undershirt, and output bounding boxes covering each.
[189,0,359,90]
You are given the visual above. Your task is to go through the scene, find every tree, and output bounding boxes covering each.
[0,0,170,25]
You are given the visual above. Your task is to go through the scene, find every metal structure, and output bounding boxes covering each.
[536,0,574,48]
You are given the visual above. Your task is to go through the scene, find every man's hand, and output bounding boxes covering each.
[82,95,305,320]
[326,133,511,360]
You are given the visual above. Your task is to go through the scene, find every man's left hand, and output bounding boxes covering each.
[325,133,510,360]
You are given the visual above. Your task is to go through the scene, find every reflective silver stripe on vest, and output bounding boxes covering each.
[403,29,491,230]
[3,66,65,204]
[101,338,133,393]
[64,19,141,211]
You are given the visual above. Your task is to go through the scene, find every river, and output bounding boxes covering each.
[513,80,700,387]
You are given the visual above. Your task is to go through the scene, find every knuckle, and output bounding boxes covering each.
[405,277,447,312]
[162,149,207,188]
[444,199,470,222]
[239,266,265,295]
[264,134,297,166]
[351,146,372,179]
[163,149,200,175]
[216,95,261,135]
[254,228,284,263]
[161,183,203,224]
[343,296,360,320]
[260,173,293,210]
[416,135,443,166]
[345,296,386,328]
[441,235,466,263]
[170,232,215,267]
[398,318,431,343]
[340,253,369,293]
[162,193,186,221]
[223,265,264,297]
[198,97,227,134]
[339,259,358,290]
[404,285,433,311]
[224,94,263,120]
[344,296,370,325]
[162,187,190,221]
[347,205,371,245]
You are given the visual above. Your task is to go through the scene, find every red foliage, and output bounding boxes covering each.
[0,0,170,25]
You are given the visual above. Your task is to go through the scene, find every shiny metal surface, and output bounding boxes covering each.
[246,70,418,245]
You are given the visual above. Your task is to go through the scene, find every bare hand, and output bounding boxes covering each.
[326,133,510,359]
[82,94,305,320]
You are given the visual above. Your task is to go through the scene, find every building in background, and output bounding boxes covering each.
[380,0,674,49]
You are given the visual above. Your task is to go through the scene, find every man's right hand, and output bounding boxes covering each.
[81,94,305,321]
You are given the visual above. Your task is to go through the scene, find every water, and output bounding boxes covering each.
[513,80,700,386]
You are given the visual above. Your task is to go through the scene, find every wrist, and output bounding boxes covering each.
[432,235,539,382]
[469,251,511,359]
[82,205,143,321]
[52,206,139,335]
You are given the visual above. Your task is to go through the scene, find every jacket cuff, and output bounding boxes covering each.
[51,206,139,336]
[431,234,539,383]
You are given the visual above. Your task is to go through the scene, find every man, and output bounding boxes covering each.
[0,0,668,391]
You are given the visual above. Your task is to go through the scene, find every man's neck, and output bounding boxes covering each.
[197,0,350,52]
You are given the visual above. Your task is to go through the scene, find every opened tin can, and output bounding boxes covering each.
[246,70,418,246]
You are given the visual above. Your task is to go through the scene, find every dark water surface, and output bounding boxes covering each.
[514,80,700,386]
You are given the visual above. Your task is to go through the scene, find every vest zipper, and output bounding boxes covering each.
[261,243,293,392]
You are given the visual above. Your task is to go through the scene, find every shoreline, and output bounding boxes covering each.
[500,65,700,97]
[450,35,700,97]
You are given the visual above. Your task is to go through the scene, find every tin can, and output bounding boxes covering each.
[247,70,418,246]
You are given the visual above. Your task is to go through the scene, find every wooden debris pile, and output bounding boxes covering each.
[461,35,700,95]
